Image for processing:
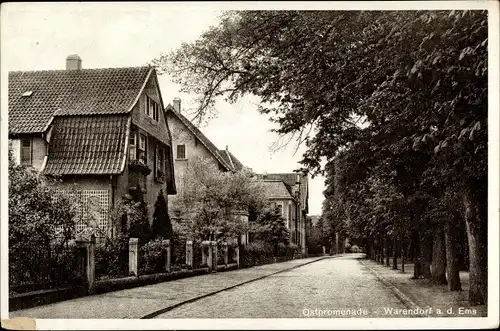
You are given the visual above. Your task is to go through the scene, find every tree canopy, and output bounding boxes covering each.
[156,10,488,305]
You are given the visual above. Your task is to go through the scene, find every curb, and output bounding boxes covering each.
[359,259,431,317]
[140,255,334,319]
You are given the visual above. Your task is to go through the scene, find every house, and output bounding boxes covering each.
[164,99,249,243]
[255,172,309,254]
[260,179,298,235]
[8,54,176,237]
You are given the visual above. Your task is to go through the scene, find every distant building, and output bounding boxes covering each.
[255,172,309,254]
[260,179,298,236]
[8,54,176,237]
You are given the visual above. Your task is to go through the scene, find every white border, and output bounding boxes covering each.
[1,1,499,330]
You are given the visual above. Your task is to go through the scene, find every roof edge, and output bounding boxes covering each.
[166,108,234,171]
[126,67,153,114]
[119,117,132,173]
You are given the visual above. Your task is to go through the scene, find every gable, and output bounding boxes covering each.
[130,71,171,147]
[166,108,233,171]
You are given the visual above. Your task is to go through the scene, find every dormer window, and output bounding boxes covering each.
[146,96,159,121]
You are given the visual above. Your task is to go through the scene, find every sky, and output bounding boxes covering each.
[1,2,326,215]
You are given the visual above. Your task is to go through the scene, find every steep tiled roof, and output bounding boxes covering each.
[43,115,129,175]
[8,66,151,134]
[219,149,245,172]
[255,173,309,212]
[261,180,294,199]
[166,107,233,171]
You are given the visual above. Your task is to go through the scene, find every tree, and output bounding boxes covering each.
[8,146,77,285]
[250,207,290,255]
[171,156,267,242]
[157,10,487,305]
[152,190,173,240]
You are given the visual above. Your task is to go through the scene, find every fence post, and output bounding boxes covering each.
[211,241,218,272]
[223,242,228,265]
[129,238,139,277]
[202,241,211,272]
[75,235,96,295]
[235,245,240,269]
[88,235,96,295]
[186,240,193,268]
[163,239,171,272]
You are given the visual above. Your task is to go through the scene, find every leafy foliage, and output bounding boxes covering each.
[8,146,78,289]
[171,156,267,241]
[152,190,173,240]
[157,10,488,304]
[250,206,290,254]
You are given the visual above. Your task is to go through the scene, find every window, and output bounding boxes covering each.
[139,134,147,163]
[177,144,186,159]
[129,132,136,161]
[156,145,165,179]
[276,204,283,216]
[146,96,159,121]
[20,139,32,166]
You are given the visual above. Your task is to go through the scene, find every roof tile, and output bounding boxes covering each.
[8,66,151,134]
[43,115,129,175]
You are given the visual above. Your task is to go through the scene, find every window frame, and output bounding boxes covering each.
[129,131,137,161]
[138,133,147,163]
[20,139,32,166]
[176,144,186,159]
[146,96,159,121]
[155,144,165,179]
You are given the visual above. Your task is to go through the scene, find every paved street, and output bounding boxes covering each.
[9,254,415,319]
[154,254,407,318]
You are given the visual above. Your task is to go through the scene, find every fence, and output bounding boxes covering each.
[11,236,298,297]
[9,243,80,294]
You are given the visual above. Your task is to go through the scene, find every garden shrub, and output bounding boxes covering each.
[240,240,273,266]
[95,237,129,279]
[139,238,170,275]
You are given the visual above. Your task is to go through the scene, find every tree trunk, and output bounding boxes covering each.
[392,238,398,270]
[431,227,447,284]
[385,236,390,267]
[401,243,405,273]
[444,218,462,291]
[412,231,422,279]
[464,191,487,305]
[420,230,432,279]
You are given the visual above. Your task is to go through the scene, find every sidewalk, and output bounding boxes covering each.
[360,258,487,317]
[9,256,328,319]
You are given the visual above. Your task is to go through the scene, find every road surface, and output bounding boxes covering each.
[154,254,408,318]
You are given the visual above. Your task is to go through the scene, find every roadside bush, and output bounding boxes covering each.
[240,240,273,266]
[276,242,287,257]
[171,232,185,266]
[139,238,170,275]
[95,237,129,279]
[345,243,352,253]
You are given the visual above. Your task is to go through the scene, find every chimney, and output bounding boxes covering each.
[66,54,82,70]
[226,145,228,151]
[173,97,181,113]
